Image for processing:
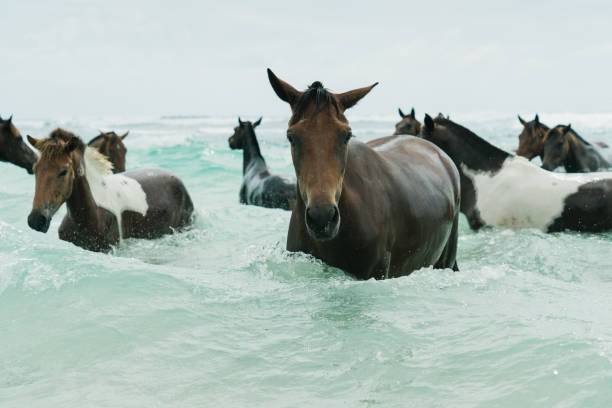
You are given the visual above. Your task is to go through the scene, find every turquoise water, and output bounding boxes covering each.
[1,114,612,407]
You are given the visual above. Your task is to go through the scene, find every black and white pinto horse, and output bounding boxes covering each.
[420,115,612,232]
[541,124,611,172]
[228,117,296,210]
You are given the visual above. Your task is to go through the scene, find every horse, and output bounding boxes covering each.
[420,114,612,232]
[541,124,611,172]
[516,114,549,160]
[88,131,128,173]
[267,69,460,279]
[368,107,423,148]
[27,129,194,252]
[228,117,296,210]
[0,115,38,174]
[394,108,421,135]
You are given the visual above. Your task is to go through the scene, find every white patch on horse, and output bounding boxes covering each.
[83,147,148,239]
[463,156,612,230]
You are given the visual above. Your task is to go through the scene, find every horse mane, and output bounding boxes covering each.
[434,117,511,160]
[292,82,340,121]
[568,128,591,146]
[36,129,86,158]
[88,131,119,146]
[84,145,114,175]
[38,129,114,173]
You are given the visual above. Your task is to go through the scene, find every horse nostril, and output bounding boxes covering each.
[28,211,50,233]
[330,206,339,223]
[306,204,339,232]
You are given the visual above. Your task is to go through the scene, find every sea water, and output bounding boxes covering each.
[1,114,611,407]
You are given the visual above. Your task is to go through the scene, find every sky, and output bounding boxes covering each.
[2,0,612,119]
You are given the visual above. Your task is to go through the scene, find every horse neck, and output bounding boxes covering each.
[65,163,99,228]
[449,135,509,173]
[563,133,587,171]
[242,127,265,174]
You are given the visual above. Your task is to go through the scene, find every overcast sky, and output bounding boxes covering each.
[2,0,612,119]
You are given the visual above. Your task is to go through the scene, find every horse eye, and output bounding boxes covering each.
[287,134,295,146]
[58,169,68,178]
[344,132,353,144]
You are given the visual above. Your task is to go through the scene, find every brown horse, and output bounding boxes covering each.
[267,69,460,279]
[88,131,128,173]
[541,124,611,172]
[27,129,194,252]
[516,114,549,160]
[0,115,38,174]
[394,108,421,135]
[368,107,423,148]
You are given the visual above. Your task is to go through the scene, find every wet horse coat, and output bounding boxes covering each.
[516,114,549,161]
[421,115,612,232]
[541,125,611,172]
[368,107,422,148]
[88,131,128,173]
[27,130,193,252]
[0,115,38,174]
[228,117,296,210]
[268,70,460,279]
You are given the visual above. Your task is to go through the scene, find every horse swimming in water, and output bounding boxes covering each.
[516,114,549,160]
[368,107,422,148]
[27,129,194,252]
[267,69,460,279]
[541,124,611,172]
[88,130,128,173]
[394,108,421,135]
[0,115,38,174]
[420,115,612,232]
[228,117,296,210]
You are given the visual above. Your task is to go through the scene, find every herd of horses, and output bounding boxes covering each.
[2,70,612,279]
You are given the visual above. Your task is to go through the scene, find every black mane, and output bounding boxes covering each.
[567,127,592,146]
[292,82,340,121]
[433,116,510,172]
[88,131,119,146]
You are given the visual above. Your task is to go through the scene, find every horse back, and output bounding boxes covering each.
[121,168,194,238]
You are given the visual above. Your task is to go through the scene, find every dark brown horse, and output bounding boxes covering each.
[27,129,194,252]
[228,117,296,210]
[516,114,549,160]
[267,69,460,279]
[541,124,611,172]
[368,107,423,148]
[88,131,128,173]
[0,115,38,174]
[394,108,421,135]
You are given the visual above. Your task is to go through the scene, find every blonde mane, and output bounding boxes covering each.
[84,146,114,176]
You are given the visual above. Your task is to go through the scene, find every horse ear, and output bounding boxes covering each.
[518,115,527,126]
[253,117,262,127]
[267,69,301,106]
[336,82,378,111]
[564,124,572,133]
[120,131,129,140]
[398,108,406,118]
[534,114,540,124]
[424,114,435,132]
[27,135,42,150]
[7,115,12,123]
[410,108,415,118]
[238,117,243,126]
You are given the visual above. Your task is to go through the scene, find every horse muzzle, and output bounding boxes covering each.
[28,210,51,233]
[305,203,340,241]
